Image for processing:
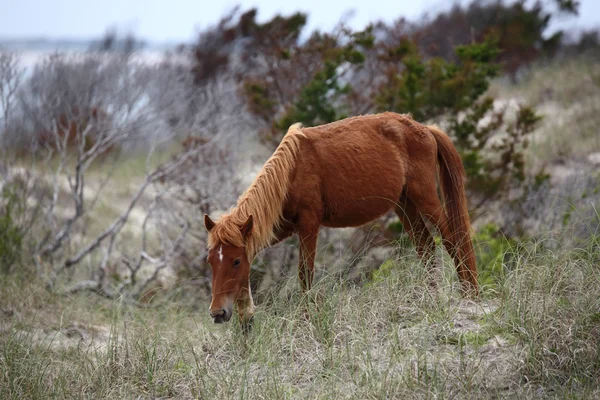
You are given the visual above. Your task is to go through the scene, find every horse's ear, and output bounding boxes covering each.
[241,215,253,239]
[204,214,216,232]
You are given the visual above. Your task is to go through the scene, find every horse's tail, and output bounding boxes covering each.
[428,125,479,296]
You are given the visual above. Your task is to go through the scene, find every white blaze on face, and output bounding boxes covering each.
[218,245,223,262]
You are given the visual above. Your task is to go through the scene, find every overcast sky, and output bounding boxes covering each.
[1,0,599,43]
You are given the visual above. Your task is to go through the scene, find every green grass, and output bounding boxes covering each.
[1,235,599,399]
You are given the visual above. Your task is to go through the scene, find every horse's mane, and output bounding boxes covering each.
[207,123,305,258]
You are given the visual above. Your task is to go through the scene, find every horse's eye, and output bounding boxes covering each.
[233,258,241,267]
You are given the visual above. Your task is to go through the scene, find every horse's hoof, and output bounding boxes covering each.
[302,310,310,321]
[241,316,254,334]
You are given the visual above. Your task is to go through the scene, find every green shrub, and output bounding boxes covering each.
[369,259,397,285]
[474,223,516,289]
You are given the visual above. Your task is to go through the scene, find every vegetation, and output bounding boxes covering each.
[192,1,552,212]
[1,234,599,398]
[1,0,599,398]
[0,185,24,274]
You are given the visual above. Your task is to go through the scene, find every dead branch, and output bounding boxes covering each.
[0,49,23,136]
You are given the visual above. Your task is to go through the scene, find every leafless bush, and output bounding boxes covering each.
[5,53,156,269]
[0,48,24,157]
[54,65,253,300]
[0,47,256,301]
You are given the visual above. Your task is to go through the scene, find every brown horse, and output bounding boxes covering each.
[204,112,478,327]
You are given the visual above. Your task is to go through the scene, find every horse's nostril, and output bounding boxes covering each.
[210,307,233,324]
[211,308,226,324]
[210,309,225,318]
[213,314,224,324]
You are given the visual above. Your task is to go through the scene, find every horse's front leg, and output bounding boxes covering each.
[298,225,319,291]
[236,285,255,334]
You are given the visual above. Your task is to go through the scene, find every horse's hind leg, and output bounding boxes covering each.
[394,195,438,287]
[405,178,474,295]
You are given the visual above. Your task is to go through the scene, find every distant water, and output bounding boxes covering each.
[17,48,173,70]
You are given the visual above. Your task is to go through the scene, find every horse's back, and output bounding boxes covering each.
[291,113,415,227]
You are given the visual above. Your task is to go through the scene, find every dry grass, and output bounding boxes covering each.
[489,56,600,164]
[1,234,599,399]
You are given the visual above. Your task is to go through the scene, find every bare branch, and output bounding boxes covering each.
[62,142,204,269]
[0,49,23,137]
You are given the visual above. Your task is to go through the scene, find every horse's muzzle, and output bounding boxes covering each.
[210,308,232,324]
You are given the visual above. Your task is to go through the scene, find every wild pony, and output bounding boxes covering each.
[204,112,478,328]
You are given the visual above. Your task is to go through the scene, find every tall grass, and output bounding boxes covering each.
[490,57,600,163]
[1,233,599,399]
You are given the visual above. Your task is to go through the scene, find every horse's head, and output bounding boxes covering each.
[203,214,254,324]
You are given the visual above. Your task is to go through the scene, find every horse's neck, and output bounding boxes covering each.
[234,198,281,257]
[230,135,300,255]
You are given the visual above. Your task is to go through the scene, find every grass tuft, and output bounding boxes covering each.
[1,233,599,398]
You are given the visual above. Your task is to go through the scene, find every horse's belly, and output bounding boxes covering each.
[321,168,404,228]
[322,197,398,227]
